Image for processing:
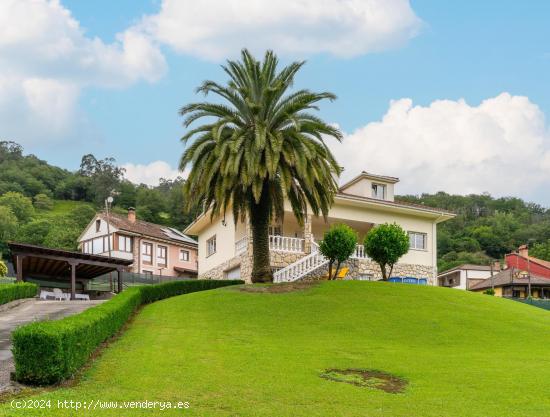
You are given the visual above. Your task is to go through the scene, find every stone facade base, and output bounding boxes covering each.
[303,259,434,284]
[200,249,435,285]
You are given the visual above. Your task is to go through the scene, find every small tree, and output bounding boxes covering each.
[33,193,53,210]
[319,224,358,280]
[364,223,409,281]
[0,259,7,277]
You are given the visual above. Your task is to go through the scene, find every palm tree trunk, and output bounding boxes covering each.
[250,189,273,283]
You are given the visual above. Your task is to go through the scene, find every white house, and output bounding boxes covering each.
[184,171,455,284]
[437,264,499,290]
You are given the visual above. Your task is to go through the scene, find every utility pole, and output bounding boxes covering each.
[105,195,114,291]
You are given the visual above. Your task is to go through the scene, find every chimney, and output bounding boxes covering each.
[493,260,501,272]
[128,207,136,223]
[518,244,528,258]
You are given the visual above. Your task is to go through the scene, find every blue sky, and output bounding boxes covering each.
[2,0,550,204]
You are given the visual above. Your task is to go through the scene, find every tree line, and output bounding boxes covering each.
[0,141,201,258]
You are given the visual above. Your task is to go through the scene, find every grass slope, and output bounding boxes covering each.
[2,282,549,417]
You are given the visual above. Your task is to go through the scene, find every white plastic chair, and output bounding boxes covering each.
[52,288,65,301]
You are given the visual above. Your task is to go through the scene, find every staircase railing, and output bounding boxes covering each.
[273,240,327,283]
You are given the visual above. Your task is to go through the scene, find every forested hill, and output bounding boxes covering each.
[0,141,200,257]
[398,192,550,271]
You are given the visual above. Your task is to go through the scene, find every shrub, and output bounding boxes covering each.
[0,282,37,305]
[33,193,53,210]
[0,191,34,222]
[319,224,358,280]
[12,279,243,385]
[364,223,409,281]
[484,288,495,296]
[0,259,7,277]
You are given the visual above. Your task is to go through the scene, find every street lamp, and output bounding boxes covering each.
[105,196,114,258]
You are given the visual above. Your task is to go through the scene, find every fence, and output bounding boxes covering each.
[88,271,191,292]
[511,298,550,311]
[0,277,16,285]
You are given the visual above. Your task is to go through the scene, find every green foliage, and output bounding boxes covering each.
[12,279,243,385]
[0,206,18,255]
[319,224,358,279]
[0,259,7,277]
[180,49,342,282]
[364,223,409,280]
[0,191,34,222]
[67,204,97,229]
[33,193,53,210]
[438,251,493,273]
[483,288,495,296]
[0,282,37,304]
[530,239,550,261]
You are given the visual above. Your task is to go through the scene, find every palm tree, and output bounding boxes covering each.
[180,49,342,283]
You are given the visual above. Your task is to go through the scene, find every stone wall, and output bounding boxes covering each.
[304,258,435,284]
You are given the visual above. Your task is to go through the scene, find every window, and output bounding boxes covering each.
[371,183,386,200]
[408,232,427,250]
[82,240,90,254]
[269,225,282,236]
[92,237,104,254]
[207,235,217,257]
[142,242,153,264]
[157,245,167,267]
[118,235,133,252]
[179,249,189,261]
[95,219,101,232]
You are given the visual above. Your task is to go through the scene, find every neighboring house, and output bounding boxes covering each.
[184,171,455,284]
[78,208,198,278]
[469,268,550,299]
[504,245,550,279]
[437,264,498,290]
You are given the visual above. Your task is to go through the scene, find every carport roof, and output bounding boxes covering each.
[9,242,133,281]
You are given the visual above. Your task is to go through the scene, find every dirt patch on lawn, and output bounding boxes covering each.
[320,368,407,394]
[237,281,318,293]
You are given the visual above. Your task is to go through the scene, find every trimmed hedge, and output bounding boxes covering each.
[12,279,243,385]
[0,282,38,305]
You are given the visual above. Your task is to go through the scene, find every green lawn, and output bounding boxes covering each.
[2,282,550,416]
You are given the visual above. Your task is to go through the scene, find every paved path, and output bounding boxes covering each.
[0,299,104,392]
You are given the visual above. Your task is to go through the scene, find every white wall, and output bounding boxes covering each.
[198,216,237,275]
[342,178,395,201]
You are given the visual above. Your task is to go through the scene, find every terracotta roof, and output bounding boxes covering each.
[101,212,197,247]
[469,269,550,290]
[336,192,456,216]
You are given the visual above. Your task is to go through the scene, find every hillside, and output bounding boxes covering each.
[2,281,549,417]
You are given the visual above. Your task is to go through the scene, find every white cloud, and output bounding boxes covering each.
[0,0,166,144]
[135,0,421,60]
[122,161,184,186]
[333,93,550,202]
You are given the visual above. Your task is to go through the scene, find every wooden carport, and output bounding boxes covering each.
[9,242,133,300]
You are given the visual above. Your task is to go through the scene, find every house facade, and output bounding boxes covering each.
[185,172,455,284]
[78,208,198,278]
[437,264,498,290]
[469,268,550,299]
[504,245,550,279]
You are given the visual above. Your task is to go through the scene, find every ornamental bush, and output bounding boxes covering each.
[0,282,37,305]
[364,223,409,281]
[12,279,243,385]
[319,224,358,279]
[0,259,7,277]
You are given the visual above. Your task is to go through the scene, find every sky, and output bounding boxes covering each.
[1,0,550,205]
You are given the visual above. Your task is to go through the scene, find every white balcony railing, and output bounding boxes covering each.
[351,244,369,259]
[235,236,248,255]
[269,235,305,253]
